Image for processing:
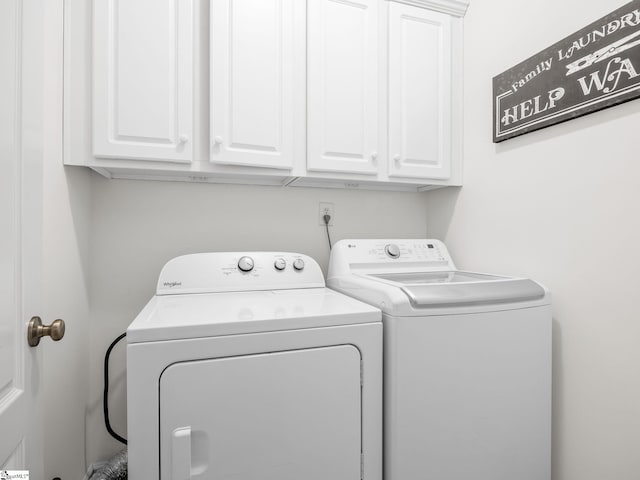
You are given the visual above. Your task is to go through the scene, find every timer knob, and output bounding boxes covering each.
[274,258,287,271]
[238,256,255,272]
[293,258,305,271]
[385,244,401,259]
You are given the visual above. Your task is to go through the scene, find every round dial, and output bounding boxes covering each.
[292,258,305,271]
[274,258,287,271]
[385,244,401,259]
[237,256,255,272]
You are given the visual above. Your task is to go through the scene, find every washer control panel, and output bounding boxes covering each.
[328,239,456,277]
[157,252,323,295]
[347,240,448,263]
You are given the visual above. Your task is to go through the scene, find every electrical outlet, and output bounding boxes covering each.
[318,202,334,226]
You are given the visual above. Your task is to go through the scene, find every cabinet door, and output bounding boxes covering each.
[211,0,302,169]
[307,0,379,175]
[388,3,452,179]
[93,0,194,163]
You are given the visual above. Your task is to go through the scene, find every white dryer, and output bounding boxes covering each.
[328,239,552,480]
[127,252,382,480]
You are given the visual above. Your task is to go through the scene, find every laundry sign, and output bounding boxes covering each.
[493,0,640,142]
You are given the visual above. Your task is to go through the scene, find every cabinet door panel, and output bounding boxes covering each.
[388,3,451,179]
[211,0,300,169]
[93,0,194,162]
[308,0,378,175]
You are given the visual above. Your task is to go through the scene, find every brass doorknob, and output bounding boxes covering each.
[27,316,66,347]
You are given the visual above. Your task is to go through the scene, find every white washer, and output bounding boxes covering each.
[328,239,552,480]
[127,252,382,480]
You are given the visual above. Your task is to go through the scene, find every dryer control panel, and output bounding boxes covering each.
[157,252,325,295]
[328,239,456,277]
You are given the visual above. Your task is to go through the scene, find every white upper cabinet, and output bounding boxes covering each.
[307,0,379,175]
[93,0,194,163]
[388,2,452,180]
[78,0,468,189]
[210,0,303,170]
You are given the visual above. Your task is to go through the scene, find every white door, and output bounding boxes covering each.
[0,0,44,476]
[388,3,452,180]
[160,346,362,480]
[210,0,303,169]
[93,0,194,163]
[307,0,379,175]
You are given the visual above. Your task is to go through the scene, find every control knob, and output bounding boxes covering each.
[385,244,401,259]
[274,258,287,271]
[237,256,255,272]
[293,258,305,271]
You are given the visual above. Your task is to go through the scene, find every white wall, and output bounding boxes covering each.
[41,1,92,479]
[42,169,92,480]
[426,1,640,479]
[86,176,430,463]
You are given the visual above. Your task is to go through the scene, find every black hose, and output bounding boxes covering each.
[104,332,127,445]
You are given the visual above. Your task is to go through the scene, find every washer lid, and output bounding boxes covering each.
[127,287,381,343]
[367,271,545,308]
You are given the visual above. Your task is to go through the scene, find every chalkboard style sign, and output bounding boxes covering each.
[493,0,640,143]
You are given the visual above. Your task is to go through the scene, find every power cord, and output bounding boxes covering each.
[104,332,128,445]
[324,213,332,250]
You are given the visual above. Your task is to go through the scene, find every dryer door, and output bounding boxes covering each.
[160,345,362,480]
